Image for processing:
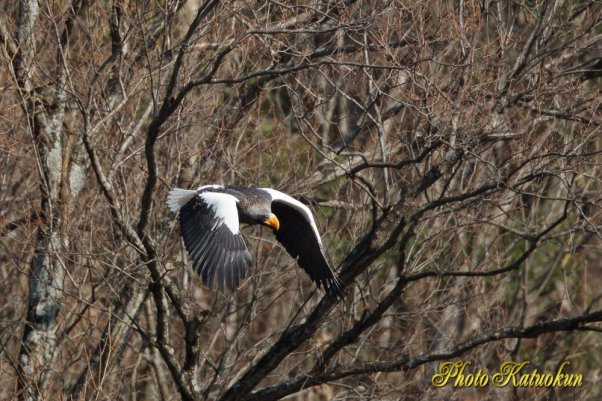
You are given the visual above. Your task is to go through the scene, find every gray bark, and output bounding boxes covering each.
[14,1,80,400]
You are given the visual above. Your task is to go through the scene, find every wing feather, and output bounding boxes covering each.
[261,188,343,298]
[175,189,254,292]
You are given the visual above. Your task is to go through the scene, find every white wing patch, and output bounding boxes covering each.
[199,192,240,234]
[259,188,323,247]
[167,188,197,212]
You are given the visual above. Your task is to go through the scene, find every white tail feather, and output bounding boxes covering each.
[167,188,197,212]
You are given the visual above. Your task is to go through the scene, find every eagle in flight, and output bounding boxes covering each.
[168,185,343,297]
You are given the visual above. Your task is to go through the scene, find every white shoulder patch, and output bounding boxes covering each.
[199,191,240,234]
[197,184,225,191]
[259,188,323,246]
[167,188,197,212]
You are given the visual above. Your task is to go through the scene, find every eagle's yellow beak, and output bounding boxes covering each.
[264,214,280,231]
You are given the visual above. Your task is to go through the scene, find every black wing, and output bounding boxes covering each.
[179,193,253,292]
[269,198,343,298]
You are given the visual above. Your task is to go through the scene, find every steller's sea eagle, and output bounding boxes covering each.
[167,185,343,297]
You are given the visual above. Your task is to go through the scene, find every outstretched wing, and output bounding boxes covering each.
[260,188,343,297]
[171,188,253,292]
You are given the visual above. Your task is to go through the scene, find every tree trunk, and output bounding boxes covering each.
[14,1,74,399]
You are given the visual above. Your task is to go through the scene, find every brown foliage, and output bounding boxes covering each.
[1,1,601,400]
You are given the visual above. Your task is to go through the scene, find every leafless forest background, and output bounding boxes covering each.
[1,0,601,400]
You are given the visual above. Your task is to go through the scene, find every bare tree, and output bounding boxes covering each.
[1,1,600,400]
